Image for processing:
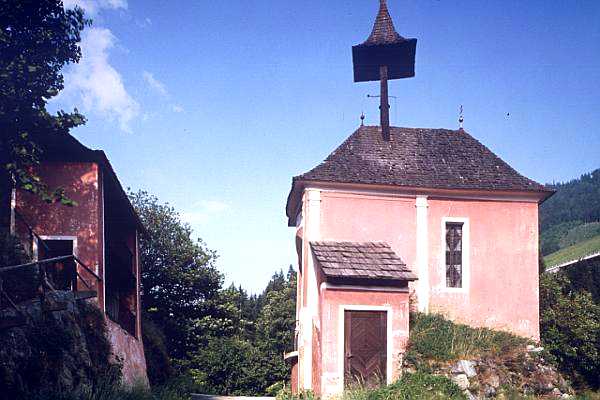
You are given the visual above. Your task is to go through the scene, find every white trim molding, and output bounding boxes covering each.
[34,235,78,261]
[302,188,321,390]
[415,196,429,312]
[440,217,470,293]
[337,305,394,391]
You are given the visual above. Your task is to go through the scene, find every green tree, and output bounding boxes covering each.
[129,190,227,362]
[187,267,297,395]
[0,0,88,228]
[540,271,600,389]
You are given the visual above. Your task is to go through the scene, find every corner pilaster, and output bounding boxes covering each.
[415,196,429,312]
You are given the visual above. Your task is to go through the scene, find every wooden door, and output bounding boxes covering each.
[344,310,387,388]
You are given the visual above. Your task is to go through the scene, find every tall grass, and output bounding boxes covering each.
[405,313,529,363]
[28,376,194,400]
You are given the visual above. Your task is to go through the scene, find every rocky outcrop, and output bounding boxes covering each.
[404,346,573,399]
[0,291,119,397]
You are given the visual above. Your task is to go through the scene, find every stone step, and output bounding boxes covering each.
[74,290,97,301]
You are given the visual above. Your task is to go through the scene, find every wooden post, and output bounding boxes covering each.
[380,65,390,141]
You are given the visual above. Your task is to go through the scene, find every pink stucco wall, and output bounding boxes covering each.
[320,192,417,276]
[427,199,540,339]
[317,190,540,340]
[107,318,148,386]
[318,287,410,397]
[16,162,105,309]
[15,161,149,384]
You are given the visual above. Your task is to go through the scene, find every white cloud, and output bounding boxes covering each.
[63,0,127,15]
[143,71,168,97]
[171,104,184,113]
[59,27,140,132]
[182,201,230,225]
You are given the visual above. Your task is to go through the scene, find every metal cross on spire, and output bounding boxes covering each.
[352,0,417,141]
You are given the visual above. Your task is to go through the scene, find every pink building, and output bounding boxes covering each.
[10,132,148,385]
[284,2,552,396]
[286,125,551,396]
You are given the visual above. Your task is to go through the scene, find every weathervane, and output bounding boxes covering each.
[352,0,417,141]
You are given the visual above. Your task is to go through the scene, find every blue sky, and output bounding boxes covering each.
[52,0,600,292]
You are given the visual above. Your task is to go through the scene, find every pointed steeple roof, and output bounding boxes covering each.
[363,0,405,45]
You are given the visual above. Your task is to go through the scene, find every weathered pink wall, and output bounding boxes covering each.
[16,161,149,383]
[427,199,540,339]
[107,318,148,386]
[320,192,417,270]
[16,162,105,309]
[318,287,410,397]
[317,190,540,340]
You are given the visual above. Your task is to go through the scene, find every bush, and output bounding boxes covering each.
[188,336,267,395]
[0,229,38,303]
[405,313,529,365]
[540,272,600,389]
[28,377,193,400]
[142,317,174,386]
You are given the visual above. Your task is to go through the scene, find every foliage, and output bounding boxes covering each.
[129,190,226,361]
[0,298,121,399]
[276,373,465,400]
[0,0,89,219]
[405,313,528,364]
[130,189,298,395]
[540,169,600,254]
[0,228,38,302]
[540,271,600,389]
[142,317,175,386]
[27,376,194,400]
[544,234,600,268]
[188,336,267,395]
[187,267,297,395]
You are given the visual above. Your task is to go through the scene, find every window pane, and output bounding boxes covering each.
[445,222,463,288]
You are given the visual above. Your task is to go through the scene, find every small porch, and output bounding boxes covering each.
[294,241,417,397]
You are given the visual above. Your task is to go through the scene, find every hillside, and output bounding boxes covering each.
[540,168,600,255]
[544,235,600,268]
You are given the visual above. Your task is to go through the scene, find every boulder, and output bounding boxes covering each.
[452,374,470,391]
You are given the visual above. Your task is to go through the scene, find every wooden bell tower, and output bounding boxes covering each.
[352,0,417,141]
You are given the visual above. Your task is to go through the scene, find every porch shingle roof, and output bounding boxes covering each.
[310,241,417,282]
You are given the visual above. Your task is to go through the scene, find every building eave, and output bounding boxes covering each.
[286,178,554,226]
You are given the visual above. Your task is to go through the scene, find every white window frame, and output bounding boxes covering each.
[440,217,470,293]
[33,235,78,261]
[337,305,394,390]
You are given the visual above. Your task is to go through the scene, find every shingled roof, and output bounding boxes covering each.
[286,126,552,224]
[311,241,417,285]
[362,0,405,46]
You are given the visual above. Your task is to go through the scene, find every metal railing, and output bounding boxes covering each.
[0,254,102,317]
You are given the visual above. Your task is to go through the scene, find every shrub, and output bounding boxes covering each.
[540,272,600,389]
[188,336,267,395]
[0,228,37,303]
[142,317,174,386]
[405,313,528,365]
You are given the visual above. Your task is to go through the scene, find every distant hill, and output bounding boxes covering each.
[540,168,600,255]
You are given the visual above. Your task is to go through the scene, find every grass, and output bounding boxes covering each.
[350,372,466,400]
[276,372,465,400]
[405,313,529,364]
[544,234,600,267]
[29,376,194,400]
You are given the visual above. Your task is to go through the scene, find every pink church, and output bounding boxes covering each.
[284,1,552,397]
